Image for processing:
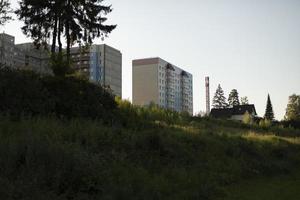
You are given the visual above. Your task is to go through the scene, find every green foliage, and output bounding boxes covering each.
[241,96,249,105]
[50,52,74,77]
[213,84,229,109]
[264,94,275,121]
[259,119,271,129]
[115,97,191,129]
[242,111,253,125]
[0,0,12,26]
[228,89,240,107]
[0,68,116,120]
[0,116,299,200]
[285,94,300,121]
[0,68,53,117]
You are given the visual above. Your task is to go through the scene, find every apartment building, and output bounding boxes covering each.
[132,57,193,115]
[0,33,50,73]
[70,44,122,97]
[16,43,51,74]
[0,33,22,68]
[1,33,122,97]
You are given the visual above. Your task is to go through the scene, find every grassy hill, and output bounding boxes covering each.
[0,115,299,200]
[0,68,299,199]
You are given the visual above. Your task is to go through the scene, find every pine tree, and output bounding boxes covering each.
[228,89,240,107]
[0,0,12,26]
[212,84,228,109]
[264,94,275,121]
[16,0,116,63]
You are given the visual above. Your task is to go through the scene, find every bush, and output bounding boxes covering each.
[0,68,116,121]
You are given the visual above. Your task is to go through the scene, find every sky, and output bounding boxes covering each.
[2,0,300,120]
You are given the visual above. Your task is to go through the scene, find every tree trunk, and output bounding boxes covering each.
[51,13,58,54]
[58,17,62,53]
[65,0,71,64]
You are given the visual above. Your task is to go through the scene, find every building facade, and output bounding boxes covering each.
[132,57,193,115]
[0,33,50,73]
[1,33,122,97]
[70,44,122,97]
[0,33,21,68]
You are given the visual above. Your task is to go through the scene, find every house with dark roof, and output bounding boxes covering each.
[210,105,257,121]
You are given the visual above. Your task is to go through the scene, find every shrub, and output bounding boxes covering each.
[0,67,116,121]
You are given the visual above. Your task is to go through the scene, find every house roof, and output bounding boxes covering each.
[210,108,233,118]
[210,104,257,118]
[232,104,257,116]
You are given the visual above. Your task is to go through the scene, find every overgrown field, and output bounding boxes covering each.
[0,116,299,200]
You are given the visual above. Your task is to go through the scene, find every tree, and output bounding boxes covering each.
[0,0,12,26]
[212,84,228,109]
[264,94,274,121]
[16,0,55,51]
[241,96,249,105]
[63,0,116,62]
[285,94,300,121]
[242,111,253,125]
[228,89,240,107]
[16,0,116,70]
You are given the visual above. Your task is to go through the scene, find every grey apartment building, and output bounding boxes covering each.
[0,33,122,97]
[0,33,51,73]
[132,57,193,115]
[70,44,122,97]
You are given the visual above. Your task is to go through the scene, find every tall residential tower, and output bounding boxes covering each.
[70,44,122,97]
[132,57,193,115]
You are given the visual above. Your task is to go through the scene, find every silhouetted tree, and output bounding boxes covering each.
[285,94,300,121]
[63,0,116,62]
[264,94,274,121]
[16,0,116,64]
[212,84,228,109]
[241,96,249,105]
[16,0,54,51]
[0,0,12,26]
[228,89,240,107]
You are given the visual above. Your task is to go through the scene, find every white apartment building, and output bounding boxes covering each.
[132,57,193,115]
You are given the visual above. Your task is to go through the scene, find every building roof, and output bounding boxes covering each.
[232,104,257,115]
[210,104,257,118]
[210,108,233,118]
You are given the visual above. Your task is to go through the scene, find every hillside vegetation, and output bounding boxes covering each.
[0,68,300,199]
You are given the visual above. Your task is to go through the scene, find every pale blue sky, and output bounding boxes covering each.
[2,0,300,119]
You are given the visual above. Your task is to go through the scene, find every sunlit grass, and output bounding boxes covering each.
[243,131,300,145]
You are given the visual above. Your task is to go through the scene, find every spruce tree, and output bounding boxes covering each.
[264,94,275,121]
[0,0,12,26]
[228,89,240,107]
[212,84,228,109]
[16,0,116,63]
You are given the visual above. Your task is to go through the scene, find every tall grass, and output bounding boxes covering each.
[0,116,299,199]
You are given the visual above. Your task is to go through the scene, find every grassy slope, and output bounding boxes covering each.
[0,116,300,199]
[223,169,300,200]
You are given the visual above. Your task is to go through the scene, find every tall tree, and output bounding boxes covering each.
[16,0,116,65]
[0,0,12,26]
[241,96,249,105]
[212,84,228,109]
[264,94,275,121]
[63,0,116,62]
[285,94,300,121]
[228,89,240,107]
[16,0,54,51]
